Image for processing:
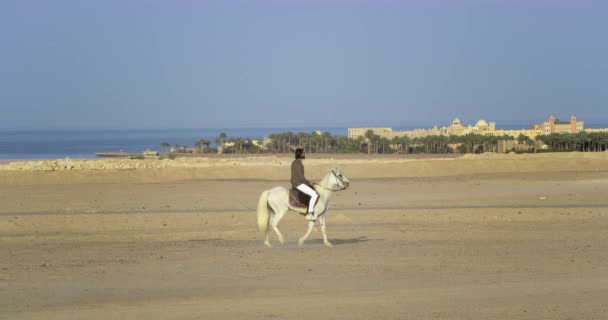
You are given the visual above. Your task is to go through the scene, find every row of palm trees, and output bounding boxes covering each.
[264,130,510,154]
[160,140,212,153]
[161,133,263,154]
[536,132,608,152]
[266,131,362,154]
[363,130,516,154]
[161,131,608,155]
[268,130,608,154]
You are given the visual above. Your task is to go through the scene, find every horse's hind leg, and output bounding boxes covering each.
[269,206,286,245]
[264,209,273,247]
[298,221,315,247]
[270,219,285,245]
[264,229,272,247]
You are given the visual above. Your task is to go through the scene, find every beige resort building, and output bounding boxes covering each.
[348,115,607,140]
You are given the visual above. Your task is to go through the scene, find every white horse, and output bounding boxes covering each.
[256,169,350,247]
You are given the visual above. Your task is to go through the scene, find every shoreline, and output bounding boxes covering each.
[2,149,605,165]
[0,153,459,162]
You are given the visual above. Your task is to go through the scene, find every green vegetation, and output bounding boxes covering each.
[214,132,263,154]
[160,131,608,156]
[264,131,608,154]
[160,141,170,152]
[194,139,212,153]
[214,132,227,147]
[266,131,363,154]
[536,132,608,152]
[265,131,515,154]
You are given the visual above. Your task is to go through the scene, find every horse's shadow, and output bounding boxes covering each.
[305,236,376,246]
[188,236,378,248]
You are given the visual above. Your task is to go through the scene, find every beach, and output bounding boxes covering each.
[2,152,608,319]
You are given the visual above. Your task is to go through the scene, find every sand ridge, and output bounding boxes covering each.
[2,152,608,186]
[2,151,608,172]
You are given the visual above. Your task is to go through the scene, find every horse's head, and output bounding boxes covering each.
[329,168,350,191]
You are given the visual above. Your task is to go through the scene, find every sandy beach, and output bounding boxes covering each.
[2,152,608,319]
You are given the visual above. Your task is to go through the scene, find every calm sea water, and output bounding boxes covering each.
[0,128,346,160]
[2,124,606,160]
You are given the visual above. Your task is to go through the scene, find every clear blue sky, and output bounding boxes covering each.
[1,0,607,130]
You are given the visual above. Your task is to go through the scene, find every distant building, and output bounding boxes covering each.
[251,139,265,149]
[348,115,600,140]
[541,115,583,134]
[347,127,397,139]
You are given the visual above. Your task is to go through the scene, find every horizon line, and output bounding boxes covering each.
[3,119,608,132]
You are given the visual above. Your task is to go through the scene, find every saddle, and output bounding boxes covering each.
[289,188,311,209]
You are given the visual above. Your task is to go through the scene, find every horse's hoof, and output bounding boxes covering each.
[264,242,272,248]
[324,242,333,248]
[298,240,304,247]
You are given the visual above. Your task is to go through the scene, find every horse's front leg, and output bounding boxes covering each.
[298,220,315,247]
[319,215,332,247]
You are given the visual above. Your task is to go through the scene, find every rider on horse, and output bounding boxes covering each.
[291,148,319,221]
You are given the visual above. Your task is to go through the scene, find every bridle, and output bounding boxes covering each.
[317,170,349,192]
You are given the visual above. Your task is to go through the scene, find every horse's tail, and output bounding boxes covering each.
[257,190,270,237]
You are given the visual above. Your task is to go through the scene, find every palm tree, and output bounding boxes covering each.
[215,132,228,153]
[202,139,211,150]
[296,132,309,152]
[194,139,211,153]
[364,130,380,154]
[160,141,170,152]
[321,131,332,153]
[516,134,532,145]
[579,132,591,151]
[436,135,450,153]
[600,133,608,151]
[391,137,402,153]
[215,132,227,147]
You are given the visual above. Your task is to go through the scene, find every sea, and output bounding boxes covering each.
[2,123,607,160]
[0,127,346,160]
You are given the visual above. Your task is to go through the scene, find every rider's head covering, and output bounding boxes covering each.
[295,148,304,159]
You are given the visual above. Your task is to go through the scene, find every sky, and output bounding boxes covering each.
[1,0,607,130]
